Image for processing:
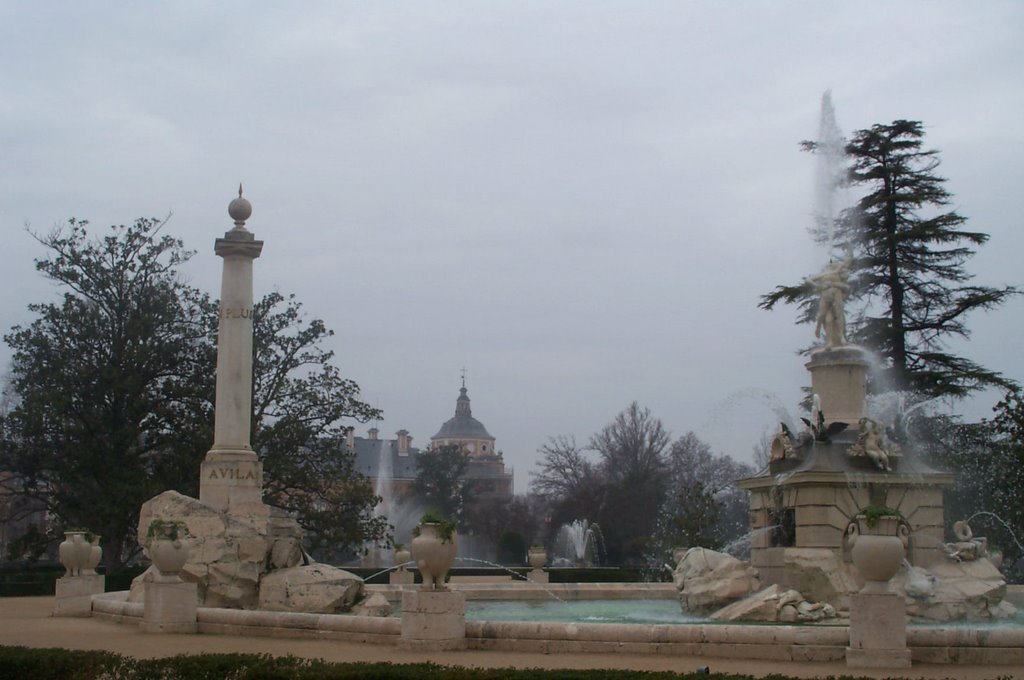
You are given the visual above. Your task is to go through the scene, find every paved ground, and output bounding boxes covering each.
[2,597,1021,679]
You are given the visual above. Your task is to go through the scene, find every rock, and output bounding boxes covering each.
[710,584,785,621]
[897,557,1011,621]
[674,547,761,613]
[781,548,859,612]
[352,592,393,617]
[710,584,838,623]
[258,564,364,614]
[270,537,303,570]
[131,490,303,609]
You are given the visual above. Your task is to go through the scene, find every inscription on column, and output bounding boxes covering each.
[221,307,253,319]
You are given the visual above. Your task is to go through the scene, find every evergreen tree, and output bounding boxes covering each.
[762,120,1017,398]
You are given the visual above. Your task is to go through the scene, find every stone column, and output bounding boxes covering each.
[805,347,869,427]
[200,187,266,515]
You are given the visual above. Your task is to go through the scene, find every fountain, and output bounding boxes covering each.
[554,520,605,567]
[78,175,1022,667]
[362,435,394,568]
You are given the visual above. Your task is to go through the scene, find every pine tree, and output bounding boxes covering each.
[762,120,1018,398]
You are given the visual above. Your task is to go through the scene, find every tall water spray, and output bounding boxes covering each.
[812,90,847,259]
[374,438,393,522]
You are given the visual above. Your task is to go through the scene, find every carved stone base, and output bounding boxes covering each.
[53,574,104,617]
[199,449,266,515]
[399,589,466,650]
[846,592,910,668]
[528,568,549,584]
[142,580,197,634]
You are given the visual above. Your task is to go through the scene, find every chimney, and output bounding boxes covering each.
[397,430,410,455]
[345,427,354,451]
[368,427,378,441]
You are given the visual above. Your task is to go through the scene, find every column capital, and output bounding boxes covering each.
[215,234,264,259]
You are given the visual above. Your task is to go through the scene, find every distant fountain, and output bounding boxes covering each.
[363,437,394,567]
[374,438,393,525]
[555,520,605,567]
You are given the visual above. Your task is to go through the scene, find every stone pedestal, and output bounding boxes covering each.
[53,574,104,617]
[200,451,267,515]
[399,589,466,651]
[806,347,868,427]
[389,569,415,585]
[846,592,911,668]
[528,568,549,584]
[142,580,197,634]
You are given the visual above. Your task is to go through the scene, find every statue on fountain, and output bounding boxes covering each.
[847,417,901,472]
[807,253,852,350]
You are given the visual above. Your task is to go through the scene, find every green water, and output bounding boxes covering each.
[465,599,704,625]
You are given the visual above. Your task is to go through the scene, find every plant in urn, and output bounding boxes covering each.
[411,513,457,590]
[846,506,910,593]
[145,520,191,583]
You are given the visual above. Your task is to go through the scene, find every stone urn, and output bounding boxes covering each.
[58,531,91,577]
[411,521,457,590]
[150,539,190,582]
[146,519,190,582]
[83,535,103,575]
[847,514,909,593]
[394,546,411,568]
[528,546,547,569]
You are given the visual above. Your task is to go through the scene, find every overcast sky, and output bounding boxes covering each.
[2,2,1022,492]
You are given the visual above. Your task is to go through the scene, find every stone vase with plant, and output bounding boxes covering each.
[411,513,457,590]
[846,506,909,593]
[146,519,191,582]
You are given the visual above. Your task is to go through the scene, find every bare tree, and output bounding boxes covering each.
[589,402,670,484]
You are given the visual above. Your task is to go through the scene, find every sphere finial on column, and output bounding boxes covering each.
[228,184,253,229]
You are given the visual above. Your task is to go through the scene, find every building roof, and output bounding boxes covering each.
[431,386,494,441]
[352,438,421,480]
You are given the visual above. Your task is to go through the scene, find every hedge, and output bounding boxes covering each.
[4,647,975,680]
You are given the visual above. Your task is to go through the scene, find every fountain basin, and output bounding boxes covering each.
[89,587,1024,665]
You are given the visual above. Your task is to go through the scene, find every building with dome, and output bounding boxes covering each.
[349,382,514,517]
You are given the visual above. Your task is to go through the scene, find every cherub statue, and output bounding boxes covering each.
[847,416,900,472]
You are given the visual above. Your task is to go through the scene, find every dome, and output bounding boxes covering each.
[431,386,495,442]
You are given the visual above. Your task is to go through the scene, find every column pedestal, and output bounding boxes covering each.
[528,568,549,583]
[399,589,466,650]
[141,580,197,634]
[199,449,267,514]
[806,347,869,427]
[53,574,104,617]
[846,592,911,668]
